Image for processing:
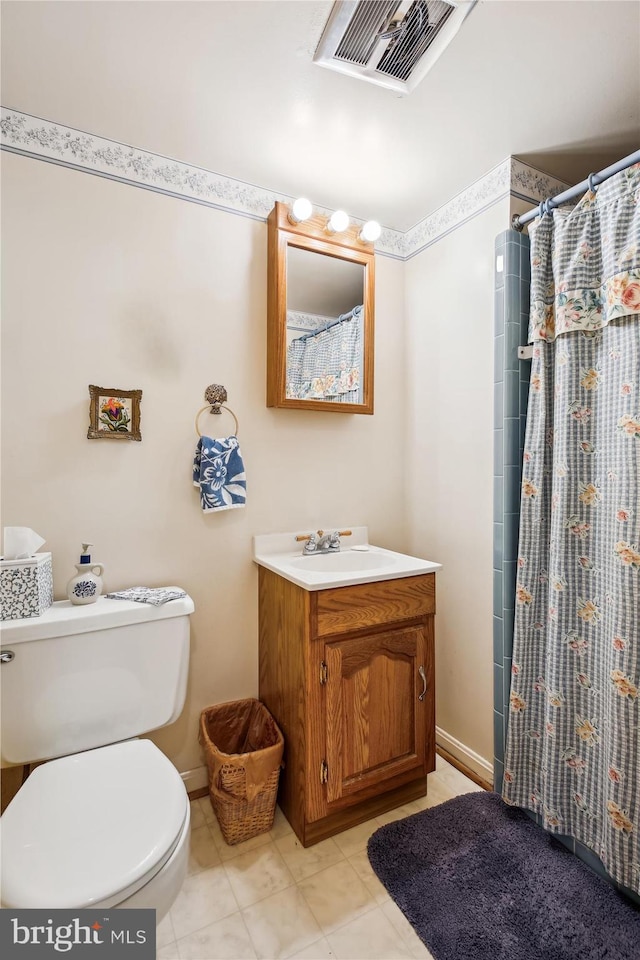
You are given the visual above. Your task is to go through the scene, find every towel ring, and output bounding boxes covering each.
[195,404,239,438]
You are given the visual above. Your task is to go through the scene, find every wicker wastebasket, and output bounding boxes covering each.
[199,698,284,845]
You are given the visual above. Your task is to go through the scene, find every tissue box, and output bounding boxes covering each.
[0,552,54,620]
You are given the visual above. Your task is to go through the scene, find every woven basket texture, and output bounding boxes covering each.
[200,698,284,845]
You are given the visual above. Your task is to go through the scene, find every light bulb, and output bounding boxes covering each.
[289,198,313,224]
[359,220,381,243]
[327,210,349,234]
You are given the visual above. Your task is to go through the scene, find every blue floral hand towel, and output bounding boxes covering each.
[193,435,247,512]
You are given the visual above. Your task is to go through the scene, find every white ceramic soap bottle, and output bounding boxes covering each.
[66,542,105,605]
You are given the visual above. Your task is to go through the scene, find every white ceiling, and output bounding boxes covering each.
[2,1,639,231]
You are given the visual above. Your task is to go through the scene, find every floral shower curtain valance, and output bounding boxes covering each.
[530,163,640,342]
[503,164,640,894]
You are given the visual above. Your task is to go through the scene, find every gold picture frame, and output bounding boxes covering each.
[88,385,142,441]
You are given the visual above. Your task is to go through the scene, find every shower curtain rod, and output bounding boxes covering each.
[296,305,362,341]
[512,149,640,231]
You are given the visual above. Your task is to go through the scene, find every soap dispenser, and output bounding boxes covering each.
[66,543,105,605]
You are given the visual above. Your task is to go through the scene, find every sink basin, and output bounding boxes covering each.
[290,552,393,572]
[253,527,442,591]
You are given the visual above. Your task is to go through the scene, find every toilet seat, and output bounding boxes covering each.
[0,739,188,909]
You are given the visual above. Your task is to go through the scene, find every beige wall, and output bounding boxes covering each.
[1,154,408,781]
[2,145,524,784]
[404,200,511,774]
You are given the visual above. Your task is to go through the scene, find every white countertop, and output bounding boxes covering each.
[253,527,441,591]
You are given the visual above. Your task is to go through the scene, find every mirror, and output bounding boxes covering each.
[267,202,375,414]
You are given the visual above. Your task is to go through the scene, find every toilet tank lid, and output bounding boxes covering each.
[0,592,195,644]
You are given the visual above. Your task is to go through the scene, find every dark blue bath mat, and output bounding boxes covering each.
[367,792,640,960]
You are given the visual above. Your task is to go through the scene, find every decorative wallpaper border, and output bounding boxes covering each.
[0,107,406,258]
[1,107,567,261]
[509,156,570,208]
[404,159,510,257]
[0,107,289,217]
[403,158,569,259]
[286,311,335,332]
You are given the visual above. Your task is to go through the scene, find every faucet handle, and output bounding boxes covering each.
[302,533,319,554]
[326,531,341,551]
[296,529,352,540]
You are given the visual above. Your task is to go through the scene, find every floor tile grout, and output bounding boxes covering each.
[170,760,478,959]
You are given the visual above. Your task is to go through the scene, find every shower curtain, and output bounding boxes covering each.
[286,307,362,402]
[503,164,640,893]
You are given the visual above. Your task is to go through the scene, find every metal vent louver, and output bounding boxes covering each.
[314,0,476,94]
[334,1,399,66]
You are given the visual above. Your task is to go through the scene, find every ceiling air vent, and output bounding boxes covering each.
[314,0,476,94]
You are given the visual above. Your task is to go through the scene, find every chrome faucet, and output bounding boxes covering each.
[301,530,342,555]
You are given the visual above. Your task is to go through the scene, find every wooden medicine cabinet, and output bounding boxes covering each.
[267,201,375,414]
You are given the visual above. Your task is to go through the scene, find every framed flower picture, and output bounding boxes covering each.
[88,385,142,441]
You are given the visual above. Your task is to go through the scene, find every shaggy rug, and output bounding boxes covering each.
[367,792,640,960]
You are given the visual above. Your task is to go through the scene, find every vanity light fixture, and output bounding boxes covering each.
[359,220,382,243]
[326,210,350,234]
[288,198,313,224]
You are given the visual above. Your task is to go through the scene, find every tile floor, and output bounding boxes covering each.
[157,757,484,960]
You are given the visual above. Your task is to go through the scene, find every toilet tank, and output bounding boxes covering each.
[0,594,194,764]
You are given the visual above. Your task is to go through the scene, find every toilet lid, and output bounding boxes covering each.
[1,739,188,909]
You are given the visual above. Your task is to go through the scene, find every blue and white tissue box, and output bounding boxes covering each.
[0,552,54,620]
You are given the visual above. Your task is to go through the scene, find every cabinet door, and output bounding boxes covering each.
[324,624,431,805]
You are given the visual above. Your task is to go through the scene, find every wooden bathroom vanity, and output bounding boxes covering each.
[258,568,436,846]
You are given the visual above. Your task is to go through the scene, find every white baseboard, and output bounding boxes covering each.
[181,765,209,795]
[436,726,493,785]
[182,736,492,797]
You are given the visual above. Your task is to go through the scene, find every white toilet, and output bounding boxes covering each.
[0,593,194,919]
